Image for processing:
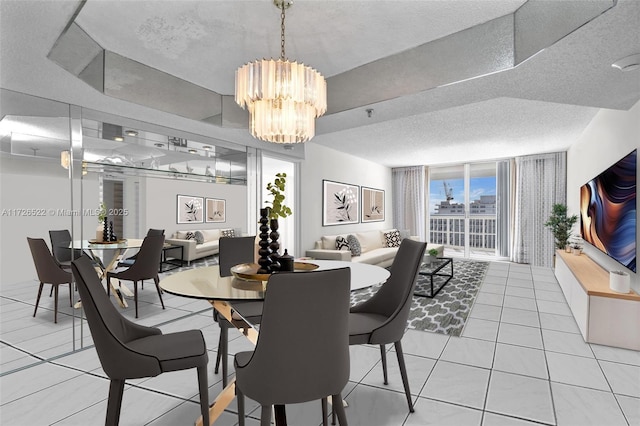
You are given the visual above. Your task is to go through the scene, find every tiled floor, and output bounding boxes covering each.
[1,261,639,425]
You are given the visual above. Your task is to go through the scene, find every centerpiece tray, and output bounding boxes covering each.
[230,262,319,282]
[89,239,128,245]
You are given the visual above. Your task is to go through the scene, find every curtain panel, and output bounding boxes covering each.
[392,166,426,241]
[511,152,567,267]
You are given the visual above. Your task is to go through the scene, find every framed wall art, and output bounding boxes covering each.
[322,180,359,226]
[361,187,385,222]
[205,198,226,223]
[176,195,204,224]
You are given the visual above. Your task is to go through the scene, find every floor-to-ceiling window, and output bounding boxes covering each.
[429,161,507,260]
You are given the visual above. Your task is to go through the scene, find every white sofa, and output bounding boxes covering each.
[166,228,235,264]
[305,229,444,268]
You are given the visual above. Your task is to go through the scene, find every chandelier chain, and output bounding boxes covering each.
[280,3,286,60]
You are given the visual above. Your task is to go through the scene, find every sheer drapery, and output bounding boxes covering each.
[511,152,567,267]
[392,166,426,241]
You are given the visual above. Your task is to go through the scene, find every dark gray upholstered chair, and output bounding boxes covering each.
[71,255,209,426]
[106,234,165,318]
[215,235,262,387]
[49,229,83,270]
[117,228,165,269]
[348,238,426,414]
[27,237,74,323]
[235,268,351,426]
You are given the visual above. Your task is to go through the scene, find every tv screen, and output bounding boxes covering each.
[579,149,636,273]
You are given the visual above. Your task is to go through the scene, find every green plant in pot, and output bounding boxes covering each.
[264,173,292,267]
[544,204,578,252]
[426,248,439,264]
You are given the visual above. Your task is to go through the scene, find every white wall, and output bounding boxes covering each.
[0,155,99,284]
[300,143,393,252]
[567,100,639,293]
[144,177,247,237]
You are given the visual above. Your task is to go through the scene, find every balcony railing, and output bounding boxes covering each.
[429,215,497,251]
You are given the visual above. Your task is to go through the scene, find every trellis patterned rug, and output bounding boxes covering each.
[350,259,489,336]
[166,256,488,337]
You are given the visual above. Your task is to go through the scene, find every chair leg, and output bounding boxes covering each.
[134,281,139,318]
[274,405,287,425]
[260,405,272,426]
[197,365,209,426]
[380,344,389,385]
[237,387,245,426]
[332,393,348,426]
[322,397,328,426]
[154,276,165,309]
[54,284,59,324]
[69,282,73,307]
[220,321,229,387]
[106,379,125,426]
[33,282,44,318]
[394,340,414,413]
[49,286,53,297]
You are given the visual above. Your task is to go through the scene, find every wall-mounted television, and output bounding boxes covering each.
[579,149,636,273]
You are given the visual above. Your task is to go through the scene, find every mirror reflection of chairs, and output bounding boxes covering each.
[106,234,166,318]
[26,237,73,323]
[215,235,262,387]
[117,228,165,270]
[72,255,210,426]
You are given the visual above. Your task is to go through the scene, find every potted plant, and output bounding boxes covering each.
[426,248,439,264]
[263,173,292,266]
[544,204,578,252]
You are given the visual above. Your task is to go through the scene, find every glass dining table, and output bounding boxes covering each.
[62,239,144,308]
[159,260,390,426]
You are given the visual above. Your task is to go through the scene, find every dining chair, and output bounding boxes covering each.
[48,229,82,269]
[106,234,165,318]
[235,268,351,426]
[347,238,426,414]
[71,255,209,426]
[215,235,262,387]
[27,237,73,323]
[117,228,165,269]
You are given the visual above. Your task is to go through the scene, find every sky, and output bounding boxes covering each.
[429,176,496,214]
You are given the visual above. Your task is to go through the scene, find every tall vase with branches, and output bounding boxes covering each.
[264,173,292,269]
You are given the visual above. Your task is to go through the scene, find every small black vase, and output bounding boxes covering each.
[257,208,272,274]
[269,218,280,271]
[102,217,109,242]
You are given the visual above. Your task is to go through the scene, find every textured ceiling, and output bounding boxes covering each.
[1,0,639,167]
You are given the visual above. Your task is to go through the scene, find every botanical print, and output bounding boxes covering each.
[206,198,226,223]
[323,180,359,226]
[177,195,204,224]
[362,187,384,222]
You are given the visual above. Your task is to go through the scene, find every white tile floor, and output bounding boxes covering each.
[1,261,639,425]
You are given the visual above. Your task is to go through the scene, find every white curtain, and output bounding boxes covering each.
[511,152,567,267]
[392,166,426,241]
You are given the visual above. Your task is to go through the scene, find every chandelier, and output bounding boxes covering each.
[235,0,326,144]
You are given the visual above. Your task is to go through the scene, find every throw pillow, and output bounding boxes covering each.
[335,236,350,251]
[194,231,205,245]
[346,234,361,257]
[383,230,401,247]
[221,229,235,238]
[185,231,196,240]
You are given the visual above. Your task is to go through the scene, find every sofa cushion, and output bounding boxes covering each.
[352,247,397,265]
[335,236,350,251]
[195,240,219,253]
[346,234,361,256]
[383,229,401,247]
[321,235,340,250]
[355,231,383,253]
[201,229,220,242]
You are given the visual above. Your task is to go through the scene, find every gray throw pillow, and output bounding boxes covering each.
[346,234,361,256]
[194,231,205,245]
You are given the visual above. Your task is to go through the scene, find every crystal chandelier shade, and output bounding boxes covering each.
[234,1,326,143]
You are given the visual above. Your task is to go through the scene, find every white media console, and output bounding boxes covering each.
[554,250,640,351]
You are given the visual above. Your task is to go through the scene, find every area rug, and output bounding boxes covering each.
[350,259,489,337]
